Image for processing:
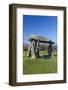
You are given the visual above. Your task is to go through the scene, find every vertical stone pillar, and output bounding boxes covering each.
[31,40,36,59]
[27,42,31,57]
[36,40,39,58]
[34,41,37,56]
[48,43,53,57]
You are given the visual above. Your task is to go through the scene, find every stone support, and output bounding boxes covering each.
[48,43,53,57]
[36,40,39,58]
[27,42,31,57]
[31,40,36,59]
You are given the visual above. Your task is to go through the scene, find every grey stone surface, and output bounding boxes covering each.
[36,40,39,58]
[28,34,54,44]
[48,43,53,57]
[27,42,31,57]
[31,40,36,59]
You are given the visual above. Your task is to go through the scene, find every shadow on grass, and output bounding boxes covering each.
[39,55,51,59]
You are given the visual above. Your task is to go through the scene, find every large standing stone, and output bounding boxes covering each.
[31,40,36,59]
[48,43,53,57]
[27,42,31,57]
[36,40,39,58]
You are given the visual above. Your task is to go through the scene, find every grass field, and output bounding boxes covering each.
[23,51,57,75]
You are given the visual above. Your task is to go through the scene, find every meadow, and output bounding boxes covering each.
[23,51,57,75]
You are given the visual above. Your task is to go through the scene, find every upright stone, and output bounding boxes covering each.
[31,40,36,59]
[36,40,39,58]
[48,42,53,57]
[34,41,37,56]
[27,42,31,57]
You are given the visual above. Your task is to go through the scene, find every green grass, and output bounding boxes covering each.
[23,51,57,75]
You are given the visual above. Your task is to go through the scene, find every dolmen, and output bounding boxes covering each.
[27,34,54,59]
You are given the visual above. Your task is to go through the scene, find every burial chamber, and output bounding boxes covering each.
[27,34,54,59]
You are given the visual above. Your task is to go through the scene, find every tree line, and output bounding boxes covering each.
[23,43,57,52]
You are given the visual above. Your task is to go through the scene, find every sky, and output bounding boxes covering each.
[23,15,57,44]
